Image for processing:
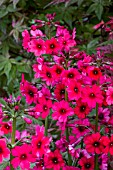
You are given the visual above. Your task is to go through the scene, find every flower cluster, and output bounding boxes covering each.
[0,14,113,170]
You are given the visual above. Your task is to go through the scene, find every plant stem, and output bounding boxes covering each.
[95,154,98,170]
[66,127,72,166]
[95,103,99,170]
[95,103,98,132]
[45,116,48,136]
[10,116,16,170]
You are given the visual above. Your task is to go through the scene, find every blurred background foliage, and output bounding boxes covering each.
[0,0,113,96]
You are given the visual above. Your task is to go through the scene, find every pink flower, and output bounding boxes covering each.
[0,139,10,163]
[45,38,61,54]
[52,100,74,122]
[35,96,52,119]
[58,35,76,52]
[29,39,46,56]
[44,149,65,170]
[52,64,64,81]
[72,119,90,138]
[41,65,53,86]
[21,81,38,104]
[32,132,50,157]
[61,68,81,85]
[106,86,113,105]
[22,29,30,51]
[30,29,43,37]
[82,85,103,108]
[67,80,82,101]
[11,144,34,170]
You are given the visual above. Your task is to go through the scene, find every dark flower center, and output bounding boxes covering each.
[78,126,85,132]
[93,141,100,147]
[43,105,48,111]
[50,44,55,49]
[110,142,113,147]
[80,105,86,112]
[20,154,27,160]
[37,44,42,49]
[74,87,78,93]
[89,93,95,98]
[56,68,62,74]
[29,90,34,97]
[0,147,3,154]
[52,157,58,164]
[60,89,65,94]
[60,108,66,114]
[46,72,52,78]
[98,113,104,120]
[37,141,42,148]
[84,163,91,169]
[93,70,98,75]
[4,124,10,129]
[68,73,74,78]
[63,41,66,45]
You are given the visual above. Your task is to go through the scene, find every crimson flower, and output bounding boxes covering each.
[44,149,65,170]
[106,86,113,105]
[84,133,104,154]
[79,157,94,170]
[74,100,90,119]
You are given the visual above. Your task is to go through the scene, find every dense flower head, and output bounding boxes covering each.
[2,15,113,170]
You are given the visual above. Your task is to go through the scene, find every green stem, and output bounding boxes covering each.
[10,116,16,170]
[95,103,99,170]
[66,127,72,166]
[45,116,48,136]
[95,103,98,132]
[95,154,98,170]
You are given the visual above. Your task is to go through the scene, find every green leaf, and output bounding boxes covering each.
[7,4,16,12]
[13,0,20,9]
[13,29,19,42]
[78,0,84,6]
[95,4,103,20]
[4,61,12,78]
[0,6,8,18]
[87,3,96,14]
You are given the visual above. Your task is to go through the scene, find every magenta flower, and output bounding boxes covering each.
[67,80,82,101]
[35,96,52,119]
[52,100,74,122]
[29,39,46,56]
[44,149,65,170]
[32,132,50,157]
[45,38,61,54]
[11,144,34,169]
[41,65,54,86]
[106,86,113,105]
[82,85,104,108]
[0,139,10,163]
